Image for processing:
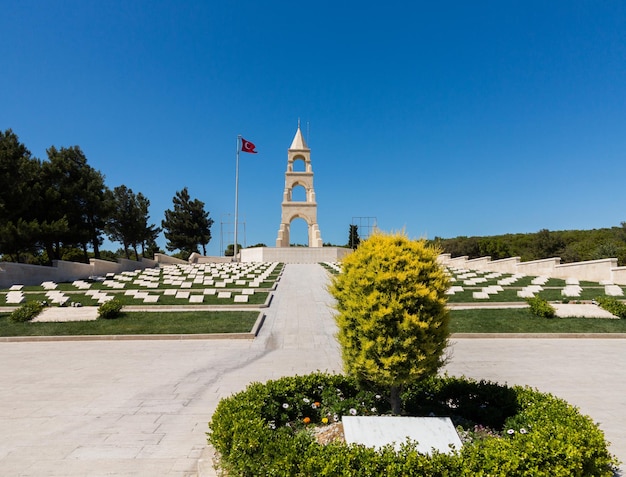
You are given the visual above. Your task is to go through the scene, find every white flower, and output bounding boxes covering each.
[520,428,528,434]
[507,429,515,435]
[282,403,289,409]
[349,408,357,415]
[371,407,377,413]
[303,398,311,404]
[333,414,339,422]
[268,421,276,429]
[375,394,382,400]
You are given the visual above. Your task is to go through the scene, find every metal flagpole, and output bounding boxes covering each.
[233,135,241,262]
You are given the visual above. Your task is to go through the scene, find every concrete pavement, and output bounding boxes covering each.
[444,338,626,466]
[0,264,342,476]
[0,264,624,476]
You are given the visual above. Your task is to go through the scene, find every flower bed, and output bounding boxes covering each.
[208,373,618,476]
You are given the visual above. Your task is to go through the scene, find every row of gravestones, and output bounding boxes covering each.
[123,288,256,304]
[3,263,280,305]
[93,262,280,290]
[447,268,624,299]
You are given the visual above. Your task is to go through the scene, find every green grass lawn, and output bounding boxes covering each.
[0,311,259,336]
[3,307,624,336]
[450,308,626,333]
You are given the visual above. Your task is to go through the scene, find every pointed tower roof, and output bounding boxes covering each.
[289,125,309,150]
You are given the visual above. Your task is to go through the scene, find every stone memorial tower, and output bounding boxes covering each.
[275,126,324,247]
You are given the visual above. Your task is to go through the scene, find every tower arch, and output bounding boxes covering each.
[275,126,323,247]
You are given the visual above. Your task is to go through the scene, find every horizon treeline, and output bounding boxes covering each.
[431,225,626,266]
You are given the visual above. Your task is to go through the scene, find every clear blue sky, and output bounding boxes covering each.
[2,1,625,256]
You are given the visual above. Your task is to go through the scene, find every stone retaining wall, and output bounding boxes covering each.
[439,254,626,285]
[0,258,154,288]
[239,247,352,263]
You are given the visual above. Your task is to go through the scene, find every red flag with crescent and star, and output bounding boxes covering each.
[241,138,257,154]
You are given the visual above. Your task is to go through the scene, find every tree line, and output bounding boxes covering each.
[431,225,626,266]
[0,129,213,264]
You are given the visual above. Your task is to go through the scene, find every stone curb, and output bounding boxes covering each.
[3,329,626,343]
[451,333,626,339]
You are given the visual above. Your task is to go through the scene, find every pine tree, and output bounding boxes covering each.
[161,187,213,258]
[106,185,160,260]
[348,224,360,249]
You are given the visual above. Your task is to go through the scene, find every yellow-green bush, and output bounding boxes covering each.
[329,231,450,413]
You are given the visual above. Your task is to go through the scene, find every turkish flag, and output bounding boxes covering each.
[241,138,257,154]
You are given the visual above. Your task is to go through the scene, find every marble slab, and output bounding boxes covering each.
[342,416,462,455]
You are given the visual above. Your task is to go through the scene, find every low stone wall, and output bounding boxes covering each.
[483,257,521,273]
[439,254,626,285]
[0,262,70,288]
[153,253,188,265]
[188,253,231,264]
[516,258,562,277]
[239,247,352,264]
[465,257,493,271]
[611,266,626,285]
[553,258,618,283]
[443,256,470,268]
[0,258,154,288]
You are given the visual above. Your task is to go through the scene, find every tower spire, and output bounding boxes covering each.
[290,123,309,150]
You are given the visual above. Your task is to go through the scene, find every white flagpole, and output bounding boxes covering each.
[233,135,241,262]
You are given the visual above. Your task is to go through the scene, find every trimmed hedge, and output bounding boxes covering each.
[596,296,626,319]
[9,301,44,323]
[526,296,556,318]
[97,299,123,319]
[208,373,617,476]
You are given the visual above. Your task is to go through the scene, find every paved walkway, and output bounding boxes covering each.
[0,264,341,476]
[0,264,624,476]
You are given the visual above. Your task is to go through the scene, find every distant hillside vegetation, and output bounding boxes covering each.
[431,224,626,266]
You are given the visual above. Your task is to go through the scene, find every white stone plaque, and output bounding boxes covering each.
[342,416,462,455]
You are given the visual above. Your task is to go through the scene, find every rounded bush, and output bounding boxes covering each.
[208,373,617,476]
[526,296,556,318]
[9,301,44,323]
[97,299,123,319]
[596,296,626,319]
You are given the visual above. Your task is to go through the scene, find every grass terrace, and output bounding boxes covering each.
[1,262,283,307]
[450,308,626,333]
[0,262,283,337]
[0,310,259,336]
[444,267,624,304]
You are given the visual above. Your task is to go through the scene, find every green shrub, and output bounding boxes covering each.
[596,296,626,319]
[207,373,617,476]
[9,301,44,323]
[526,296,556,318]
[97,299,123,319]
